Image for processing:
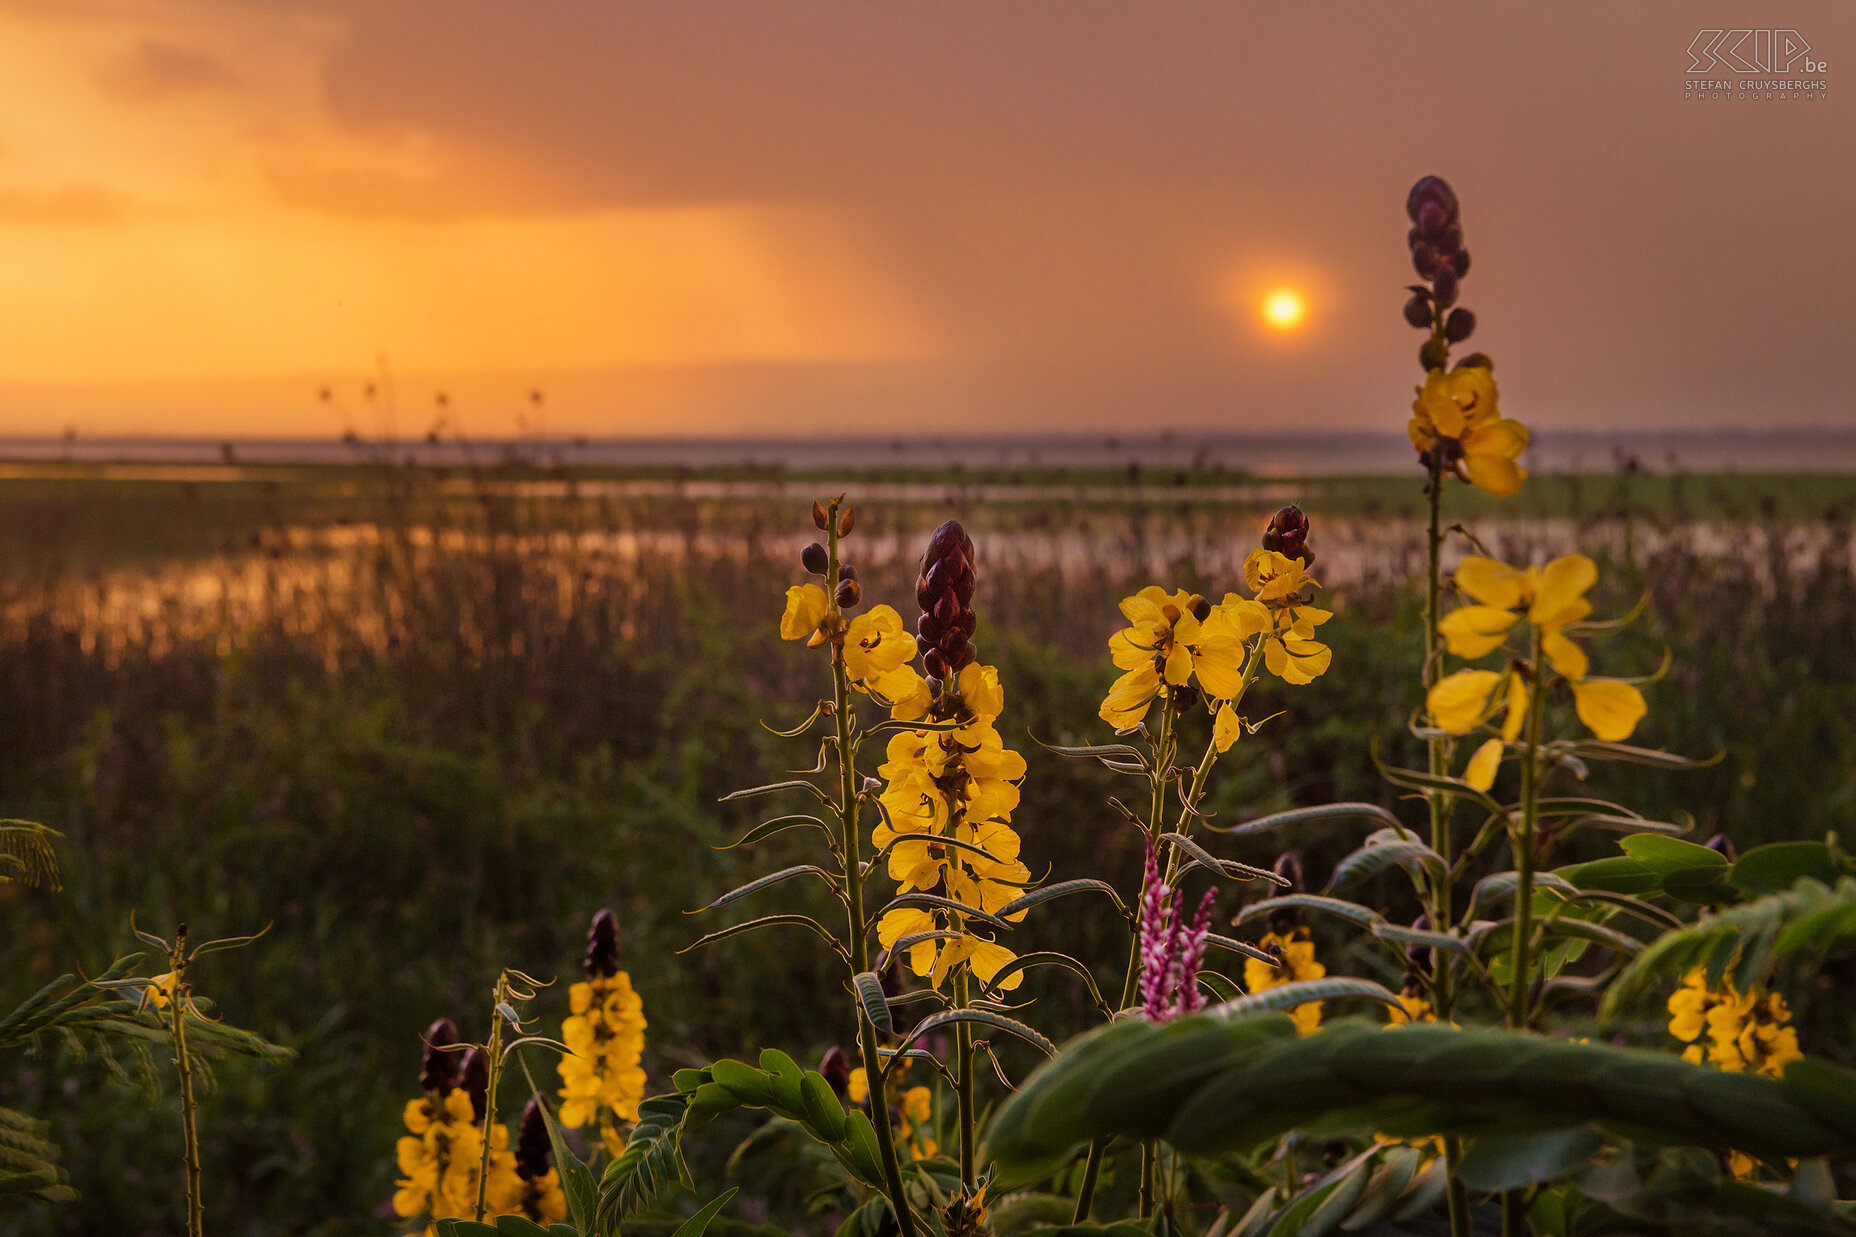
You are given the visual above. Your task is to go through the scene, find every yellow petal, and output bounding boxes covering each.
[1501,675,1529,741]
[1213,703,1242,753]
[958,662,1006,720]
[780,584,830,641]
[1099,664,1160,728]
[1463,454,1527,497]
[1427,669,1501,734]
[1438,605,1519,659]
[1540,629,1589,682]
[1463,416,1529,460]
[1163,641,1194,686]
[1529,554,1598,628]
[1453,557,1527,609]
[1571,678,1647,742]
[1464,738,1503,791]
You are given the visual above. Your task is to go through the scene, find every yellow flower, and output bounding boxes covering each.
[844,605,915,685]
[1668,966,1802,1079]
[1409,366,1529,496]
[144,971,179,1010]
[1432,553,1647,743]
[1213,703,1243,753]
[1242,928,1326,1034]
[557,970,648,1128]
[1239,551,1333,685]
[1243,548,1315,604]
[779,582,831,643]
[1389,993,1435,1025]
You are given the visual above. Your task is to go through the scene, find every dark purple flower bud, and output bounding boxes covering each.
[836,578,862,608]
[1444,308,1476,343]
[1403,291,1433,330]
[915,520,978,685]
[419,1018,460,1095]
[1454,249,1471,277]
[1411,242,1439,281]
[1455,352,1494,372]
[1170,682,1201,716]
[1405,913,1434,972]
[584,909,620,979]
[1420,337,1449,372]
[838,564,857,583]
[1190,596,1212,623]
[1437,222,1464,259]
[460,1048,490,1124]
[819,1046,852,1097]
[1415,199,1448,240]
[516,1096,553,1180]
[801,542,828,575]
[1405,175,1459,224]
[1431,263,1459,309]
[1261,505,1313,564]
[1704,832,1737,861]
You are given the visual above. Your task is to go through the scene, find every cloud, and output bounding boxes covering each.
[0,183,136,223]
[102,37,239,98]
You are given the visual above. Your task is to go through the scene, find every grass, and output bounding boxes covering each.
[1,462,1852,1234]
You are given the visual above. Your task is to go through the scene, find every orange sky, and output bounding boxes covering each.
[0,1,1851,438]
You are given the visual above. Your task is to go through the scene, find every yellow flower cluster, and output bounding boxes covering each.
[1667,966,1803,1079]
[1408,366,1529,496]
[1100,552,1331,739]
[875,661,1030,991]
[1428,553,1648,786]
[1241,927,1326,1035]
[780,590,931,715]
[848,1067,938,1160]
[558,972,648,1141]
[392,1089,524,1229]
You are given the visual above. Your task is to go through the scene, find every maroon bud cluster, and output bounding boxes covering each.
[1403,175,1477,367]
[915,520,977,683]
[460,1047,490,1124]
[818,1045,852,1098]
[419,1018,460,1095]
[584,908,620,979]
[515,1095,553,1181]
[1261,505,1315,568]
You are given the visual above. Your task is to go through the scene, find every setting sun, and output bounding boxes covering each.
[1262,288,1307,330]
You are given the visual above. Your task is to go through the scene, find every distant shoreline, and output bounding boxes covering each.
[0,428,1854,475]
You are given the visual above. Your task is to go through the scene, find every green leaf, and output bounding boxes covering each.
[719,813,832,849]
[995,878,1127,921]
[1731,842,1846,897]
[1370,921,1470,958]
[1232,894,1381,928]
[495,1216,555,1237]
[1617,835,1726,877]
[671,1187,739,1237]
[697,864,835,911]
[1208,978,1403,1021]
[597,1093,690,1225]
[1456,1128,1605,1192]
[984,1016,1856,1185]
[516,1058,597,1234]
[1554,856,1660,896]
[853,972,893,1035]
[435,1222,502,1237]
[978,950,1109,1010]
[896,1008,1054,1058]
[680,914,847,960]
[719,778,829,804]
[1204,801,1407,839]
[1328,839,1446,891]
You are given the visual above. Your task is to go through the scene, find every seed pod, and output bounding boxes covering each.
[515,1096,553,1180]
[801,542,829,575]
[1444,308,1476,343]
[1402,291,1433,330]
[914,520,979,683]
[584,908,620,979]
[811,501,829,531]
[836,579,862,608]
[460,1047,490,1124]
[838,506,856,537]
[819,1046,852,1097]
[420,1018,460,1095]
[1419,337,1449,372]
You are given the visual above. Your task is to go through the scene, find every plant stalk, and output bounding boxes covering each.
[475,972,508,1222]
[826,506,918,1237]
[167,931,204,1237]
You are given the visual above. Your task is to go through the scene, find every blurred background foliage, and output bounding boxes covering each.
[1,459,1853,1234]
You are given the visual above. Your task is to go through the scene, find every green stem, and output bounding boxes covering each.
[1507,634,1548,1031]
[168,932,204,1237]
[1138,1140,1156,1219]
[956,969,975,1189]
[475,973,508,1222]
[826,507,918,1237]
